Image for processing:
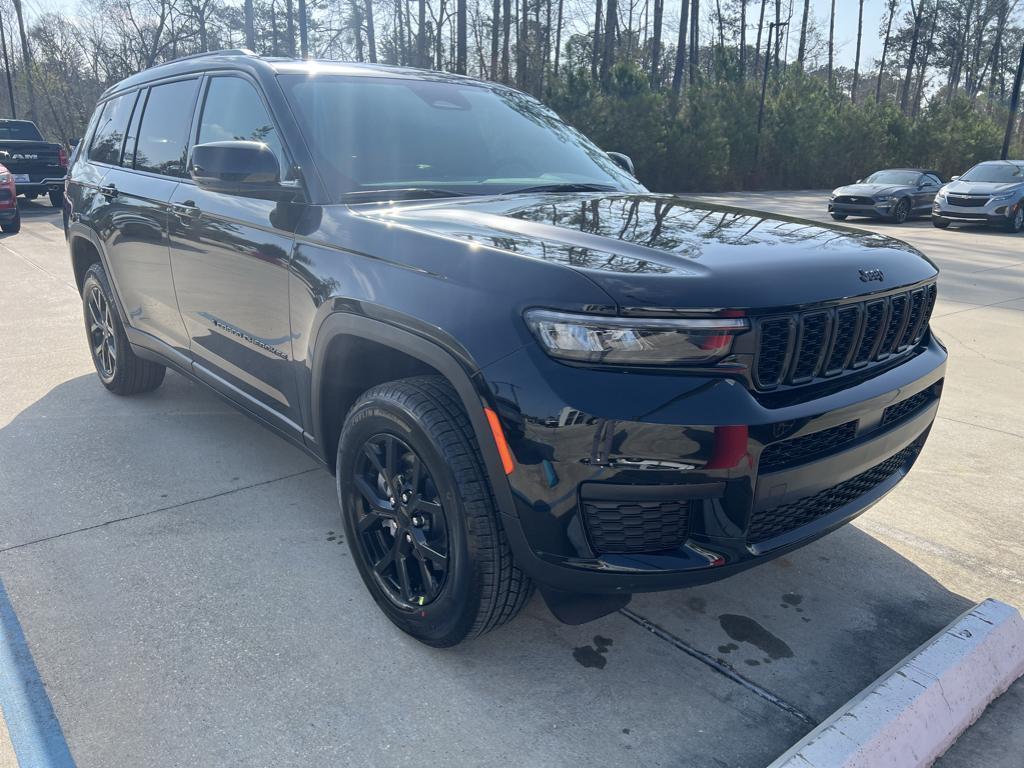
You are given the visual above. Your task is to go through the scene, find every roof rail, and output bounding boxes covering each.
[164,48,257,65]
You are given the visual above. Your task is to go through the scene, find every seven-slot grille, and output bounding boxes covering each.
[753,283,936,389]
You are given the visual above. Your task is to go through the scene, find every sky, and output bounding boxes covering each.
[28,0,889,69]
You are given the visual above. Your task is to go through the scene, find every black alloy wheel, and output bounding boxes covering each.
[352,433,450,608]
[892,198,911,224]
[86,283,117,381]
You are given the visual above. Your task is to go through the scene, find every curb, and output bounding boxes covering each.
[768,598,1024,768]
[0,579,74,767]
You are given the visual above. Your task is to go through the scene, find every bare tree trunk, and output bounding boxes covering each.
[417,0,426,67]
[554,0,564,74]
[772,0,779,74]
[601,0,616,84]
[739,0,747,80]
[591,0,601,80]
[671,0,688,94]
[10,0,34,121]
[900,0,923,113]
[876,0,897,103]
[365,0,377,62]
[827,0,835,88]
[456,0,466,72]
[0,6,15,119]
[797,0,809,65]
[285,0,296,56]
[689,0,699,79]
[754,0,765,78]
[298,0,309,57]
[851,0,864,101]
[1003,42,1024,159]
[491,0,500,77]
[912,8,936,118]
[650,0,663,86]
[270,0,280,55]
[244,0,256,49]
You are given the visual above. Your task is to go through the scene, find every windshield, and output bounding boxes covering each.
[864,170,920,185]
[279,74,641,201]
[0,121,43,141]
[959,162,1024,183]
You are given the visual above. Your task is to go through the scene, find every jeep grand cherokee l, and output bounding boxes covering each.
[65,50,946,646]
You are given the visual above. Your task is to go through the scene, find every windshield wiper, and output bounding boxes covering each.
[343,187,471,203]
[500,183,618,195]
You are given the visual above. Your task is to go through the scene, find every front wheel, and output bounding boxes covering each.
[49,190,63,208]
[932,217,950,229]
[1006,204,1024,233]
[891,198,911,224]
[830,212,847,221]
[337,376,532,646]
[1,208,20,233]
[81,263,166,394]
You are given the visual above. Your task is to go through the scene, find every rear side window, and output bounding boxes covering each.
[89,93,137,165]
[196,77,285,173]
[134,79,199,177]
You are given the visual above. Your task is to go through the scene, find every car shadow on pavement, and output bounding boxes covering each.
[0,372,974,768]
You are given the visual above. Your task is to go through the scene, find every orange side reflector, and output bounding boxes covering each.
[484,407,515,475]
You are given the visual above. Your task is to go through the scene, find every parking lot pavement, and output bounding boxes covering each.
[0,195,1020,766]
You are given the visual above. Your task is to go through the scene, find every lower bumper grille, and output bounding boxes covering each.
[748,443,920,543]
[760,420,858,473]
[582,498,695,554]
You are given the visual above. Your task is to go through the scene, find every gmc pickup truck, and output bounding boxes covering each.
[0,119,67,206]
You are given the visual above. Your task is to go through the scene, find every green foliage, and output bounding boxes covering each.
[550,64,1020,192]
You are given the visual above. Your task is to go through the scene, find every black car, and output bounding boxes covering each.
[0,119,68,206]
[65,51,946,646]
[829,169,944,223]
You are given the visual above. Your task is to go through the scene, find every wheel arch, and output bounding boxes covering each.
[309,312,518,519]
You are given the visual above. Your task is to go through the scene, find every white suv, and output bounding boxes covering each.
[932,160,1024,232]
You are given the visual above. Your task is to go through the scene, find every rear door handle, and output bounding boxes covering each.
[99,183,117,199]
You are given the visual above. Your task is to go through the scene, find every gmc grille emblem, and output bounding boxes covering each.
[859,268,885,283]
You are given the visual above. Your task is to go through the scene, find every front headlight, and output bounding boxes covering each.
[524,309,749,365]
[990,192,1016,203]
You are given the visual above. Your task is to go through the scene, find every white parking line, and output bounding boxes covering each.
[768,599,1024,768]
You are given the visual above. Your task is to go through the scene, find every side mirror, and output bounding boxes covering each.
[607,151,635,176]
[189,141,296,200]
[951,175,960,181]
[856,179,863,184]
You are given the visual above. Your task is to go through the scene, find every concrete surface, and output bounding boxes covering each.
[0,193,1020,766]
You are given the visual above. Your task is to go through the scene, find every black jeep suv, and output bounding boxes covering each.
[66,51,946,646]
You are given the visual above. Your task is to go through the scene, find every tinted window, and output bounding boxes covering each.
[135,79,199,177]
[959,162,1024,183]
[89,93,137,165]
[864,170,920,186]
[924,174,941,186]
[197,77,284,171]
[122,89,146,169]
[0,121,43,141]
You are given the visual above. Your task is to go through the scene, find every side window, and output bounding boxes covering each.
[122,88,147,169]
[88,92,137,165]
[196,77,285,173]
[925,174,941,186]
[134,79,199,177]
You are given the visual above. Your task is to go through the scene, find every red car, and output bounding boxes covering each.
[0,162,20,233]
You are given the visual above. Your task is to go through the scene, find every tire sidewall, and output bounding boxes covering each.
[1010,203,1024,233]
[82,265,128,388]
[893,198,909,223]
[338,400,480,645]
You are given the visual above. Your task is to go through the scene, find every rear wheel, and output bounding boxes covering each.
[830,212,847,221]
[1006,204,1024,233]
[81,263,166,394]
[932,217,950,229]
[337,376,532,646]
[891,198,911,224]
[1,208,20,234]
[49,190,63,208]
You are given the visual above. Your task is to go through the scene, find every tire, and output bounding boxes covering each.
[932,217,950,229]
[891,198,911,224]
[1006,203,1024,233]
[81,263,166,395]
[337,375,532,646]
[23,192,37,200]
[49,190,63,208]
[1,208,20,234]
[830,213,847,221]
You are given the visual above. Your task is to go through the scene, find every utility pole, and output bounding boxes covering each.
[0,6,15,119]
[1003,42,1024,160]
[755,21,787,164]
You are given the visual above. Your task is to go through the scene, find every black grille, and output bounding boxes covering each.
[760,420,858,473]
[882,390,934,426]
[582,498,693,554]
[834,195,874,205]
[753,283,936,389]
[946,194,988,208]
[748,444,919,543]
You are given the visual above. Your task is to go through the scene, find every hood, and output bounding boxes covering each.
[834,183,908,197]
[355,192,937,312]
[943,179,1024,196]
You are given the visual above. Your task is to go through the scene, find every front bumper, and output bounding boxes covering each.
[483,334,947,594]
[13,176,65,195]
[932,198,1019,226]
[829,200,897,219]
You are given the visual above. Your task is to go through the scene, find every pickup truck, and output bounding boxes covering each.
[0,119,67,206]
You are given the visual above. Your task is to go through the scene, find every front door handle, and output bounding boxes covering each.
[172,200,200,221]
[99,183,117,199]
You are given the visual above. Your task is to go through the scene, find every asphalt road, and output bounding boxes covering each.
[0,193,1020,767]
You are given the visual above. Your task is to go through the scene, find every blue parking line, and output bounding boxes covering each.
[0,578,75,767]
